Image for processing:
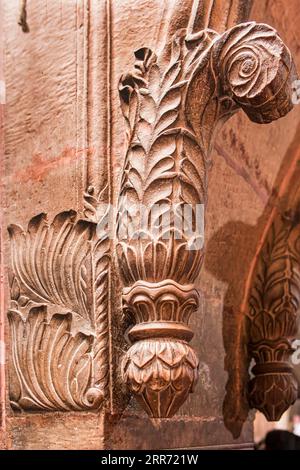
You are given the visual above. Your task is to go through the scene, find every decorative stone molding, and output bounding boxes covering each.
[247,214,300,421]
[116,14,298,416]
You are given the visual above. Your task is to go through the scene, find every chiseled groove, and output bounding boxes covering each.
[204,0,215,30]
[29,216,48,301]
[64,334,91,409]
[17,315,48,409]
[9,313,46,409]
[44,316,70,410]
[25,227,35,296]
[32,219,50,301]
[59,222,82,311]
[93,240,110,393]
[12,230,48,304]
[52,322,71,406]
[45,223,63,306]
[78,261,88,324]
[52,216,76,307]
[26,313,54,409]
[39,223,54,305]
[38,312,58,409]
[58,220,78,310]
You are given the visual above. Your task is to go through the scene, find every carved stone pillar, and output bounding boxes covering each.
[116,7,298,417]
[246,137,300,422]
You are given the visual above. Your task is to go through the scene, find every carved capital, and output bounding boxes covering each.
[8,211,110,412]
[123,280,200,335]
[117,10,298,417]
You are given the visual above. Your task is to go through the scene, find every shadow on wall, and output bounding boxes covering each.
[205,218,260,438]
[205,122,300,438]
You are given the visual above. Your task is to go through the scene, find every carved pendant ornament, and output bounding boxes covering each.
[116,19,297,417]
[8,1,298,419]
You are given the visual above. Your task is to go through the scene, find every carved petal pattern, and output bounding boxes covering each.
[122,339,198,418]
[248,373,298,422]
[8,211,110,411]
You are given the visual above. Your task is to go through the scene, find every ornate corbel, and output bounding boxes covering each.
[116,10,298,417]
[247,213,300,421]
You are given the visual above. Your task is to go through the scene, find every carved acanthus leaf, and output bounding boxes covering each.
[117,14,298,419]
[9,308,101,411]
[8,211,110,411]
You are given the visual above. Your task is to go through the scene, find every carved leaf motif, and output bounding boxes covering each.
[117,34,210,289]
[8,211,93,321]
[214,22,297,123]
[83,184,109,223]
[8,211,111,411]
[9,308,101,411]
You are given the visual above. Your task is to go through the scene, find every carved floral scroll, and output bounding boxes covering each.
[116,19,297,417]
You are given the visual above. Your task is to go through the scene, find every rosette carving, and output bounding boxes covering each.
[247,216,300,421]
[9,308,100,411]
[214,22,296,123]
[117,12,298,417]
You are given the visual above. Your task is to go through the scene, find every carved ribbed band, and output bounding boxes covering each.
[252,362,294,376]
